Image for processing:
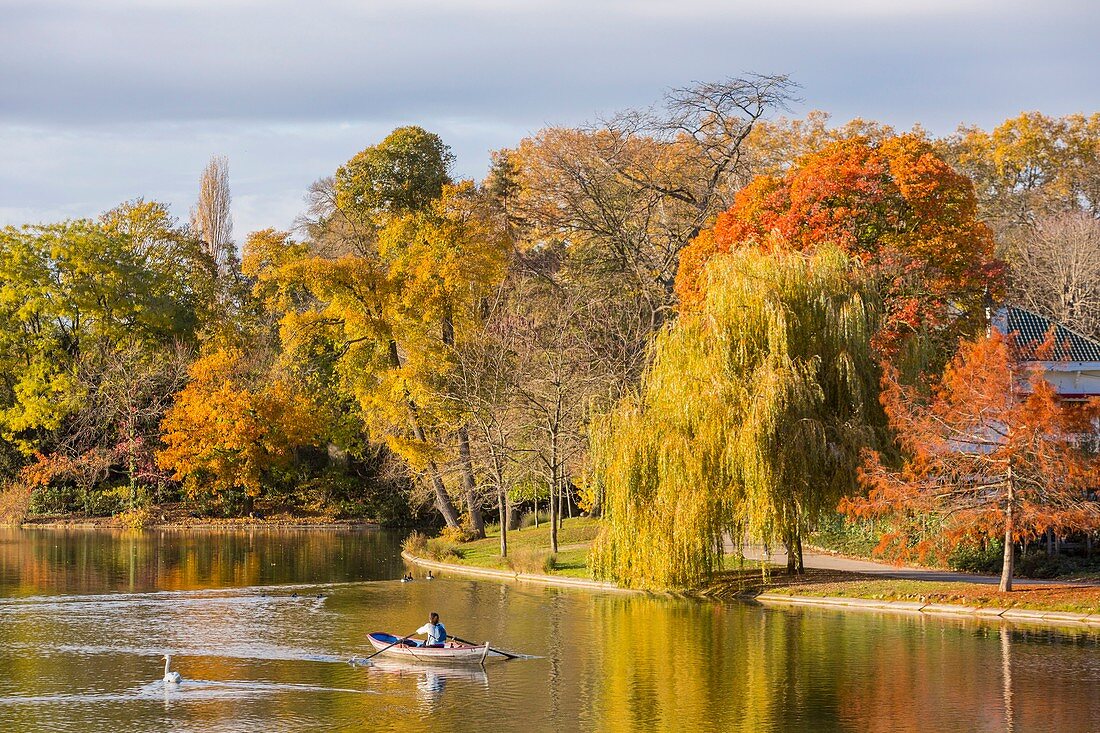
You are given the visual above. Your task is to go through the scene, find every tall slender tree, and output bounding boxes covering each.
[191,155,236,275]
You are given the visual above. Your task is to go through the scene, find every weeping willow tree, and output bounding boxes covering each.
[590,245,885,589]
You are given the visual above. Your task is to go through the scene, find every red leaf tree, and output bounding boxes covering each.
[841,331,1100,590]
[676,135,1003,356]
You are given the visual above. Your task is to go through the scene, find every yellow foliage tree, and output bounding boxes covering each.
[251,179,510,528]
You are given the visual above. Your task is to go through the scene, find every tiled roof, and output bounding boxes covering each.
[996,305,1100,362]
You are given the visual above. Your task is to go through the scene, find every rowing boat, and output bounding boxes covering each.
[366,632,507,665]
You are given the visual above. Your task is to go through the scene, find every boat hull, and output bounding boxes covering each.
[367,632,504,665]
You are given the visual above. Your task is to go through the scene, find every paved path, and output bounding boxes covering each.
[733,541,1096,586]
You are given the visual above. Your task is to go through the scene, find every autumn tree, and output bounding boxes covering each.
[592,246,884,589]
[513,281,616,553]
[259,130,510,529]
[940,112,1100,238]
[842,332,1100,591]
[741,110,899,177]
[677,134,1002,362]
[157,347,323,513]
[66,343,190,508]
[443,286,525,556]
[374,180,510,536]
[496,75,796,314]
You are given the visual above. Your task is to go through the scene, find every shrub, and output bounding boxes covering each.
[117,505,155,529]
[519,510,550,529]
[425,537,462,562]
[948,541,1003,574]
[508,547,556,575]
[438,524,481,543]
[402,531,428,555]
[1017,551,1077,579]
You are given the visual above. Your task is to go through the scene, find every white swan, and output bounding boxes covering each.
[162,654,182,684]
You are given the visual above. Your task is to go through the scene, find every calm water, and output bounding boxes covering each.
[0,528,1098,732]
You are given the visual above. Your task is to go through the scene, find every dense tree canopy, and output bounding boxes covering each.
[157,347,323,511]
[335,126,455,221]
[941,112,1100,236]
[1,100,1098,569]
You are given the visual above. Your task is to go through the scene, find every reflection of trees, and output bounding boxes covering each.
[585,598,1100,732]
[584,595,843,730]
[834,618,1100,733]
[0,527,405,595]
[3,545,1100,731]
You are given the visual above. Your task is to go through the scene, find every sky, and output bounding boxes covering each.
[1,0,1098,240]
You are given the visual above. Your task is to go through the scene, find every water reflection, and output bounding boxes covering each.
[0,526,404,595]
[0,529,1099,732]
[368,660,489,710]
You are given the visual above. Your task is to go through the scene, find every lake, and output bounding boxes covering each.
[0,527,1098,732]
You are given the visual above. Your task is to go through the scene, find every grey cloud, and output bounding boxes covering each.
[0,0,1097,238]
[1,0,1093,126]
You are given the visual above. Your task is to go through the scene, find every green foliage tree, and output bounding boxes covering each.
[0,213,205,458]
[335,126,454,221]
[591,246,883,589]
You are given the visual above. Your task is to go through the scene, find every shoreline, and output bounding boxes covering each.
[12,518,384,531]
[404,548,1100,629]
[401,550,640,593]
[754,592,1100,627]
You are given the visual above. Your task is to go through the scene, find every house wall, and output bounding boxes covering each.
[1039,363,1100,400]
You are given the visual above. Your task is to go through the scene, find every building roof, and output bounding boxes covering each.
[995,305,1100,362]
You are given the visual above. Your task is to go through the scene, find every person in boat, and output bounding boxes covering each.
[415,612,448,648]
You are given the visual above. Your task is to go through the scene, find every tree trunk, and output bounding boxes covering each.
[548,396,561,554]
[457,425,485,537]
[549,438,559,555]
[1000,474,1015,592]
[784,533,804,575]
[440,305,482,536]
[498,487,508,558]
[390,339,459,527]
[548,474,558,553]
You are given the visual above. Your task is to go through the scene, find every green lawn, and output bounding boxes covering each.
[413,517,600,578]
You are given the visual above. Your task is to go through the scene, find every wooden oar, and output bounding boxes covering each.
[448,634,521,660]
[356,631,420,665]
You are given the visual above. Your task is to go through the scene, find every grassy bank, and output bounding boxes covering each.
[407,521,1100,617]
[696,569,1100,615]
[404,517,600,578]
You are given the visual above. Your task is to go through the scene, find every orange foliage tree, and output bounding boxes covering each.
[676,135,1003,357]
[841,332,1100,591]
[157,348,322,512]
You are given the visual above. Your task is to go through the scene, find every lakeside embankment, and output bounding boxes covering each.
[402,517,1100,624]
[3,498,383,530]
